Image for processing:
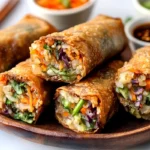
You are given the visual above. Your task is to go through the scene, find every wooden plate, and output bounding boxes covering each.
[1,47,149,149]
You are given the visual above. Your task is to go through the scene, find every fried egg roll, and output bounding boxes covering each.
[0,60,51,124]
[115,46,150,120]
[55,60,123,133]
[30,15,127,83]
[0,14,57,72]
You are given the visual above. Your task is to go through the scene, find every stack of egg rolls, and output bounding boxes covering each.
[30,15,127,83]
[0,60,51,124]
[55,60,123,133]
[115,46,150,120]
[0,14,57,72]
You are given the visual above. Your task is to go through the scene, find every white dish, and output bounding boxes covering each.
[125,16,150,52]
[28,0,97,31]
[132,0,150,16]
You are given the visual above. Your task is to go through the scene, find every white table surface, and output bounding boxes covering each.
[0,0,150,149]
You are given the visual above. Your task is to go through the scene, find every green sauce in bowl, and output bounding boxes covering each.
[140,0,150,9]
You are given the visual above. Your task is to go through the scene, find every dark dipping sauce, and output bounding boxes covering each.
[133,23,150,42]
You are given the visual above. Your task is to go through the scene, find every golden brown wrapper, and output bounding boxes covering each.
[30,15,127,83]
[0,14,57,72]
[0,59,52,123]
[55,60,123,133]
[115,46,150,120]
[116,46,150,75]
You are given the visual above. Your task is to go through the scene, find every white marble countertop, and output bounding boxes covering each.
[0,0,150,149]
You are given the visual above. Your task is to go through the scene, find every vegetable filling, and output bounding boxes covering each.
[30,40,83,82]
[116,72,150,119]
[56,91,100,132]
[0,77,42,124]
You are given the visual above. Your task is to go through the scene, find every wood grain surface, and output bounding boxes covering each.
[0,0,19,23]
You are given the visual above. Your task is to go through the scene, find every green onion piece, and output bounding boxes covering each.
[60,0,70,8]
[10,80,26,95]
[72,99,85,116]
[43,44,52,54]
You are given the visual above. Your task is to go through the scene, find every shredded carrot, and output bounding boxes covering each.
[63,111,69,117]
[27,87,34,112]
[41,64,47,72]
[0,75,7,84]
[21,97,29,104]
[146,80,150,90]
[131,91,136,101]
[36,0,89,10]
[80,107,87,114]
[59,61,64,70]
[30,49,37,55]
[33,98,38,106]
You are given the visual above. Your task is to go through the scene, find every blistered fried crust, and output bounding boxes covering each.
[0,14,57,73]
[55,60,123,133]
[31,15,127,83]
[0,59,51,122]
[117,46,150,76]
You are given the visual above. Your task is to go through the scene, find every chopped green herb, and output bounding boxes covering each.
[10,80,26,95]
[14,112,34,124]
[61,98,72,113]
[72,99,85,116]
[116,87,129,99]
[5,99,12,105]
[60,0,70,8]
[43,44,52,54]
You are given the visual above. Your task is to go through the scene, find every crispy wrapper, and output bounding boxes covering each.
[55,60,123,133]
[30,15,127,83]
[0,14,57,72]
[115,46,150,120]
[0,59,52,124]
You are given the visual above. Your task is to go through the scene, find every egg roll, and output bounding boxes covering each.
[0,14,57,72]
[30,15,127,83]
[115,46,150,120]
[55,60,123,133]
[0,60,51,124]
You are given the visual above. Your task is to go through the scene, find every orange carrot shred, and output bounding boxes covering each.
[80,107,87,114]
[63,112,69,117]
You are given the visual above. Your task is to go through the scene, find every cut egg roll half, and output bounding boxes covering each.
[0,60,51,124]
[115,46,150,120]
[55,60,123,133]
[30,15,127,83]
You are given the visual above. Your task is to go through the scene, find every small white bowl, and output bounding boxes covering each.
[125,16,150,52]
[28,0,97,31]
[132,0,150,16]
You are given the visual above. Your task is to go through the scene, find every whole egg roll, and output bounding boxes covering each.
[0,60,51,124]
[30,15,127,83]
[0,14,57,72]
[115,46,150,120]
[55,60,123,133]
